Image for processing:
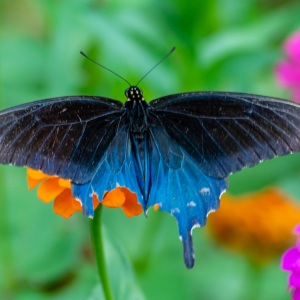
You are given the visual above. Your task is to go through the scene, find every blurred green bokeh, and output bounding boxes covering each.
[1,0,300,299]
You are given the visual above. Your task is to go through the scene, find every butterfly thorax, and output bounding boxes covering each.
[125,86,148,139]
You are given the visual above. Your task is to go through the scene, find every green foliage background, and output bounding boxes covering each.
[1,0,300,299]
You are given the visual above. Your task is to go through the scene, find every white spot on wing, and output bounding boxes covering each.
[171,208,180,215]
[187,201,196,207]
[200,187,210,195]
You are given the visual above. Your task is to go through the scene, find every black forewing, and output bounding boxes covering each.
[148,91,300,179]
[0,96,126,184]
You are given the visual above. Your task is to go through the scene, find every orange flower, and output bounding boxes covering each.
[27,168,143,218]
[207,188,300,264]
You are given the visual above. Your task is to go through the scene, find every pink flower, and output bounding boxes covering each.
[276,31,300,103]
[281,225,300,299]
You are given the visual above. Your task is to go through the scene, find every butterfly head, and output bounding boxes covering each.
[125,86,144,102]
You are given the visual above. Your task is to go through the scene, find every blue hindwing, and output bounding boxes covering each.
[72,121,227,269]
[147,125,227,268]
[72,126,145,217]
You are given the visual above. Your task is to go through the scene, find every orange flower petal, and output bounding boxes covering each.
[27,168,50,180]
[208,188,300,263]
[102,188,126,208]
[58,178,71,189]
[121,188,143,217]
[27,168,49,190]
[72,197,82,211]
[27,168,142,219]
[27,176,43,190]
[53,189,81,218]
[37,178,66,203]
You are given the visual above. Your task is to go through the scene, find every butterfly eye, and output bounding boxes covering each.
[138,88,143,95]
[125,88,129,98]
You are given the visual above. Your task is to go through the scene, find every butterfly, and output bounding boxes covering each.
[1,50,300,268]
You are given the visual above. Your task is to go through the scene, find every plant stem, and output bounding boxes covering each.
[91,205,114,300]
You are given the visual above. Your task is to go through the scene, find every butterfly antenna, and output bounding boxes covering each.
[80,51,131,86]
[135,46,176,86]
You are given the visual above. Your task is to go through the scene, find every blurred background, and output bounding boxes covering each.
[1,0,300,299]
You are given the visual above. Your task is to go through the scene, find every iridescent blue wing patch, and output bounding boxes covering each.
[147,124,227,268]
[72,124,146,217]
